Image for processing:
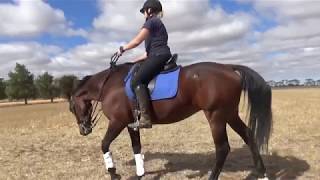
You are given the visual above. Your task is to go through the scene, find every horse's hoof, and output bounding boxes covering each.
[127,176,142,180]
[107,168,121,180]
[110,174,121,180]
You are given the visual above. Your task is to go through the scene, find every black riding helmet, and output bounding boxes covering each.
[140,0,162,14]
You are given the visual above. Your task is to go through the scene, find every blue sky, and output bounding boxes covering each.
[43,0,98,48]
[0,0,319,81]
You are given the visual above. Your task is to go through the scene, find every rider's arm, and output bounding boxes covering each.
[123,28,149,51]
[134,52,147,62]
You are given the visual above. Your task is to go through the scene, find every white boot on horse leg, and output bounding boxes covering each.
[258,174,269,180]
[103,152,115,170]
[134,154,145,177]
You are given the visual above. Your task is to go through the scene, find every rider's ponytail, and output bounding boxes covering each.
[146,8,163,19]
[158,11,163,18]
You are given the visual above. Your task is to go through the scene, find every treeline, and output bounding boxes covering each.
[0,63,78,104]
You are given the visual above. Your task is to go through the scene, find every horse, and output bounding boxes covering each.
[69,57,272,180]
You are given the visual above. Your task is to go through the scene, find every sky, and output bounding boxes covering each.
[0,0,320,81]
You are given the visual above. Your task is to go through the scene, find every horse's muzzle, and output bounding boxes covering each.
[79,123,92,136]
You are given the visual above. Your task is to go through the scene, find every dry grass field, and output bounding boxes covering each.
[0,88,319,180]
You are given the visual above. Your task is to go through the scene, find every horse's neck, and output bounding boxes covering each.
[94,64,132,101]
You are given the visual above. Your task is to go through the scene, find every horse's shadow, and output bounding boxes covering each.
[127,146,310,179]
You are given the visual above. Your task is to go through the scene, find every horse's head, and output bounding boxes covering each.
[69,76,93,136]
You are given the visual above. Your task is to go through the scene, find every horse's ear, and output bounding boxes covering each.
[74,89,88,98]
[72,75,92,97]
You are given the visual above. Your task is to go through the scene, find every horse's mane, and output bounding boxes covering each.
[72,63,135,95]
[121,62,135,66]
[73,75,92,95]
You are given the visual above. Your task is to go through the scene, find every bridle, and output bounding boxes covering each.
[87,53,121,129]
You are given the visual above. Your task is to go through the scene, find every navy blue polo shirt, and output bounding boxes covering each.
[143,16,171,57]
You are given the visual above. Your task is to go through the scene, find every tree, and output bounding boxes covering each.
[0,78,7,100]
[6,63,36,104]
[304,78,315,86]
[35,72,59,103]
[58,75,78,100]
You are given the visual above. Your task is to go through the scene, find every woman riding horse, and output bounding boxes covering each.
[116,0,171,129]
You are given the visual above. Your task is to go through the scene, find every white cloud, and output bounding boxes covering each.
[90,0,144,42]
[0,42,117,78]
[0,0,87,37]
[0,42,62,78]
[47,42,144,77]
[231,0,320,80]
[90,0,254,58]
[251,0,320,21]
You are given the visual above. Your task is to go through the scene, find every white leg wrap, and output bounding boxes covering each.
[134,154,145,176]
[103,152,115,169]
[258,178,269,180]
[258,174,269,180]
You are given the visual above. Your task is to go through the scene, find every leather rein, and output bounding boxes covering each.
[89,53,121,129]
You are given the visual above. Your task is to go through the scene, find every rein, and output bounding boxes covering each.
[90,53,121,129]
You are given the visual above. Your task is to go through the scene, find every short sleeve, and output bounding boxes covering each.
[142,18,154,31]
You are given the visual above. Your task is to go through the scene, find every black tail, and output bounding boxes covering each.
[232,65,272,154]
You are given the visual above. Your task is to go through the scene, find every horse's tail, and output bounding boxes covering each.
[231,65,272,154]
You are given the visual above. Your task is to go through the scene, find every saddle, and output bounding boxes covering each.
[149,54,178,92]
[163,54,178,72]
[132,54,179,93]
[125,54,180,101]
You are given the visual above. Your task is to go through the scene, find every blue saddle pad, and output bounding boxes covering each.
[124,66,181,101]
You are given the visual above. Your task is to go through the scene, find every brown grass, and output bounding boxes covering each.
[0,89,319,180]
[0,99,66,108]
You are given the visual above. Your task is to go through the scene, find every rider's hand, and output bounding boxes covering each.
[117,46,125,56]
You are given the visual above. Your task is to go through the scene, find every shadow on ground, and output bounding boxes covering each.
[127,146,310,180]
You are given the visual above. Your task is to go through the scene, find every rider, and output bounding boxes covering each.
[116,0,171,129]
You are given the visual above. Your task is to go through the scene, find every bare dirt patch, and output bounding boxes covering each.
[0,89,319,179]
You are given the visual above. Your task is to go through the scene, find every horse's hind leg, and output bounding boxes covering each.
[228,114,267,179]
[204,110,230,180]
[127,127,145,177]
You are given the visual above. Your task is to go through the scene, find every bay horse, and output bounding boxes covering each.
[69,58,272,180]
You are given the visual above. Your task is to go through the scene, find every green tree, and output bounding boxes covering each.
[0,78,7,100]
[35,72,59,103]
[6,63,36,104]
[58,75,78,100]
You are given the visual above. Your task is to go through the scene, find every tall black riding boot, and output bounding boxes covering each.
[128,85,153,129]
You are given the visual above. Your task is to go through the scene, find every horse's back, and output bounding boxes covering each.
[178,62,242,111]
[180,62,241,89]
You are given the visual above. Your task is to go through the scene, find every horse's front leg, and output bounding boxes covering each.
[101,120,126,179]
[128,127,145,177]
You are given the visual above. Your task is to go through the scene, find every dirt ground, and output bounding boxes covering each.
[0,89,319,180]
[0,99,66,108]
